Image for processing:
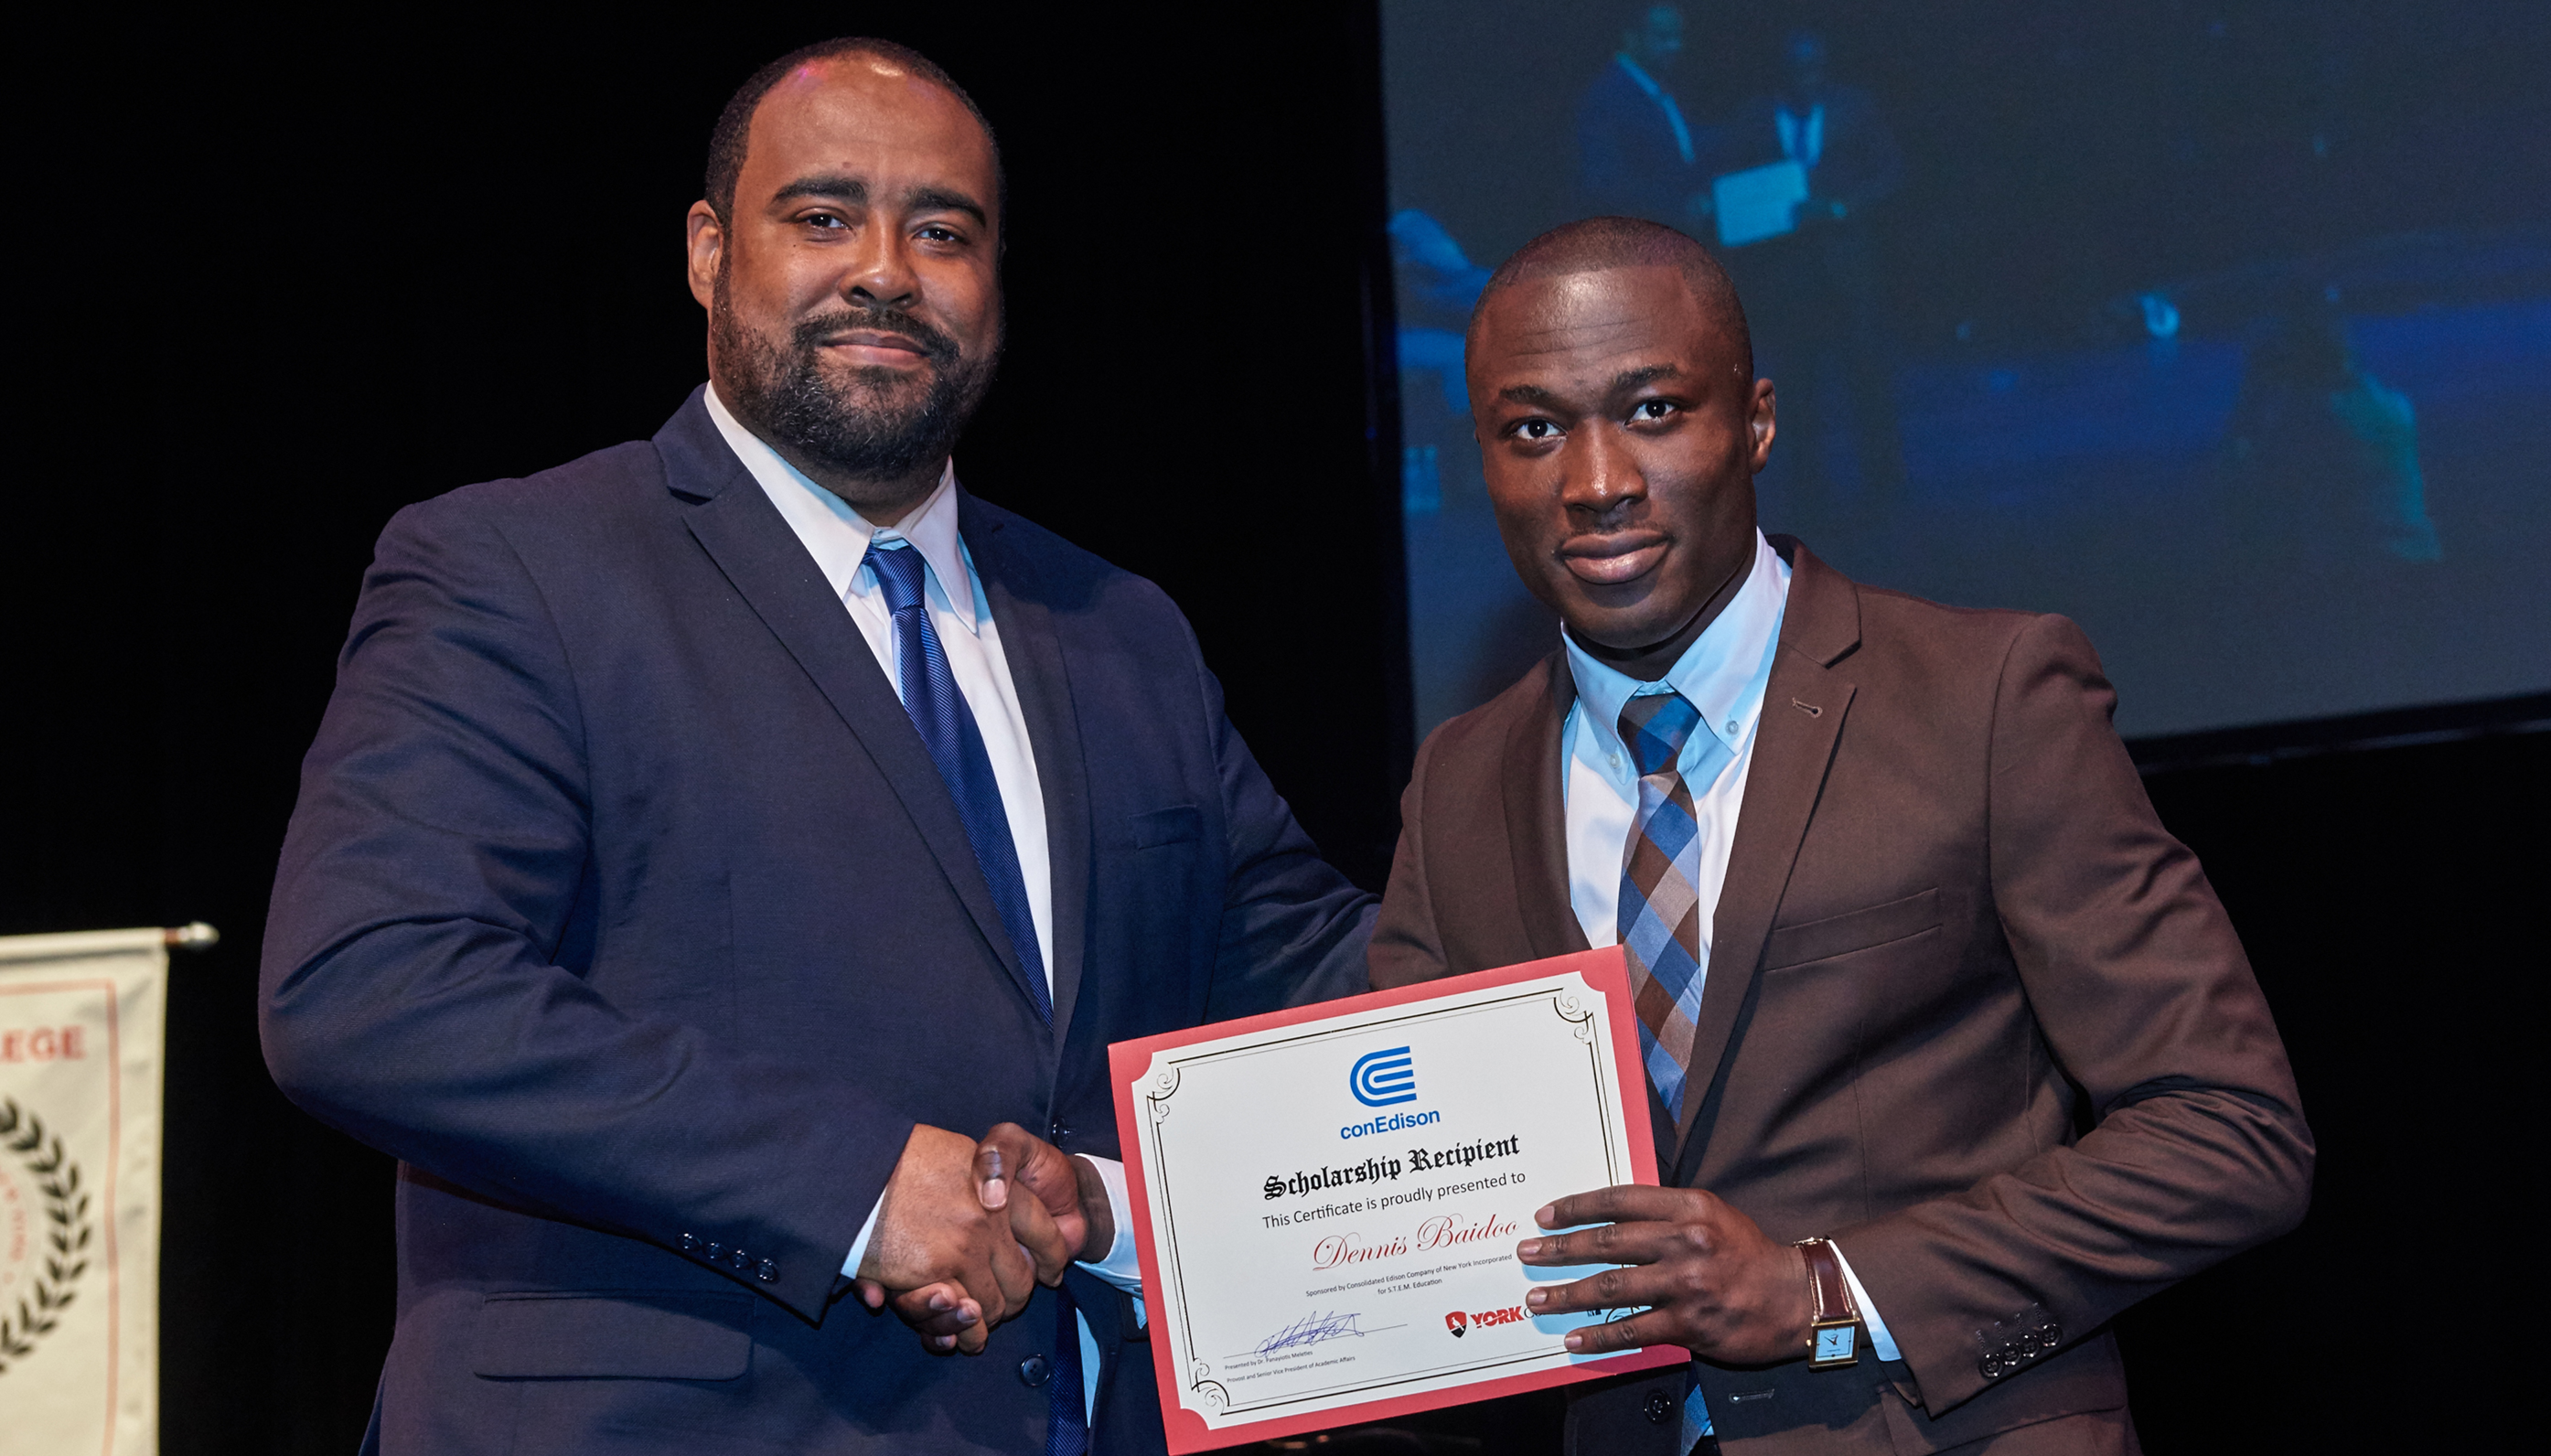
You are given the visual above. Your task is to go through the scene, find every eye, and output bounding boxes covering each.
[803,212,849,231]
[1629,399,1677,423]
[1511,419,1563,443]
[916,224,965,244]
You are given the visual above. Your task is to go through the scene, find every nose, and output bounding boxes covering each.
[841,225,920,311]
[1561,421,1647,523]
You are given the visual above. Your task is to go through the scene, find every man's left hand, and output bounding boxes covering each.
[1516,1185,1810,1365]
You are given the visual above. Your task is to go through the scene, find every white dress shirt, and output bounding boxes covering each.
[1775,103,1827,171]
[1556,531,1898,1429]
[704,390,1140,1412]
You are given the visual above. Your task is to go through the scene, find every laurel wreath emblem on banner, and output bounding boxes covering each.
[0,1097,92,1375]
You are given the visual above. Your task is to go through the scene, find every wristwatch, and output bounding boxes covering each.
[1795,1237,1863,1369]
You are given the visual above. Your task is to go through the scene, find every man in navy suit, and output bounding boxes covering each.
[259,37,1374,1454]
[1576,4,1713,228]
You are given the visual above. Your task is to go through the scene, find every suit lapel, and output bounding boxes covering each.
[1672,540,1861,1171]
[1502,650,1594,961]
[964,497,1093,1044]
[655,397,1042,1018]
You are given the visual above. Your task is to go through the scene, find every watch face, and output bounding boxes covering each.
[1815,1325,1858,1364]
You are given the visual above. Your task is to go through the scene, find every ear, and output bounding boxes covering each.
[685,201,725,311]
[1746,378,1777,473]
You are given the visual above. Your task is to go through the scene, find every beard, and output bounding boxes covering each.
[712,276,999,481]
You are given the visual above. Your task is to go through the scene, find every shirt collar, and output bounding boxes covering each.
[1565,530,1790,761]
[703,383,979,633]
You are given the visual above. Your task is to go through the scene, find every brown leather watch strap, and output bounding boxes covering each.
[1795,1237,1862,1369]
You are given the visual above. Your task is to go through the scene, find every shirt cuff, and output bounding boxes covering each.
[1828,1241,1902,1363]
[840,1191,886,1279]
[1075,1155,1144,1298]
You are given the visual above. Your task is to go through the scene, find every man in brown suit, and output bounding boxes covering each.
[1368,218,2311,1454]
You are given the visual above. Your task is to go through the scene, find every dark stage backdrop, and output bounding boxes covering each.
[2,9,2538,1455]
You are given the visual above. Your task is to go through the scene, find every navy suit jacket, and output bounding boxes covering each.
[261,390,1377,1454]
[1575,56,1710,226]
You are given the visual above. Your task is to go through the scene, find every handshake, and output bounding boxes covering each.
[848,1122,1115,1354]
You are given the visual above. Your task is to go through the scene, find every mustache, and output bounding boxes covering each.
[792,306,960,366]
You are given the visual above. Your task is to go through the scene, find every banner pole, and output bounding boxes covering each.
[159,925,219,952]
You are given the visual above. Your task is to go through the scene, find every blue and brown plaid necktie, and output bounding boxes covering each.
[1616,690,1712,1121]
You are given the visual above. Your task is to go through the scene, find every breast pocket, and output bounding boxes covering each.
[1762,888,1940,971]
[1131,804,1204,850]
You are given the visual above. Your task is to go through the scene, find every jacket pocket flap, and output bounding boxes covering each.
[472,1291,753,1380]
[1131,805,1204,849]
[1763,888,1940,970]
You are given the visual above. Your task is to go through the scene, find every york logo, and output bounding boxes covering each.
[1445,1305,1525,1336]
[1350,1046,1417,1108]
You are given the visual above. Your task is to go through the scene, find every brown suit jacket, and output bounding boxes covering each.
[1370,539,2311,1453]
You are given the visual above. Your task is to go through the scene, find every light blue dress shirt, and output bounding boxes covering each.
[1555,531,1899,1440]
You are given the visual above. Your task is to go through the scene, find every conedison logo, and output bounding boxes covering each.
[1350,1046,1417,1107]
[1341,1045,1438,1138]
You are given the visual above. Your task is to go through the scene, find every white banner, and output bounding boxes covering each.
[0,928,171,1456]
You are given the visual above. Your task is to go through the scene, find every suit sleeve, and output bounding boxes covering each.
[1186,633,1377,1021]
[1835,613,2313,1413]
[259,497,906,1323]
[1367,728,1449,990]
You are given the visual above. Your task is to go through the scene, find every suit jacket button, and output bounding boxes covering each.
[757,1258,779,1283]
[1019,1354,1052,1387]
[678,1234,700,1252]
[729,1247,750,1271]
[1642,1390,1673,1424]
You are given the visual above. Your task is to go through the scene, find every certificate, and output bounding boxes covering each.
[1109,947,1684,1451]
[1711,158,1808,248]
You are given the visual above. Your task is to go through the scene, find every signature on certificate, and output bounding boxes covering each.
[1254,1311,1367,1354]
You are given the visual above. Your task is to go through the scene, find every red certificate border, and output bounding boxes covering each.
[1108,947,1684,1453]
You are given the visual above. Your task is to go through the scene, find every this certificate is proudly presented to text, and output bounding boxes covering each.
[1109,947,1684,1452]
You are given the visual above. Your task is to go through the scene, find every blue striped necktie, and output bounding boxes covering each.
[863,543,1084,1456]
[1047,1296,1088,1456]
[1615,690,1711,1120]
[862,541,1049,1024]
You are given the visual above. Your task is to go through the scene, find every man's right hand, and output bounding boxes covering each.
[867,1123,1102,1352]
[855,1124,1060,1354]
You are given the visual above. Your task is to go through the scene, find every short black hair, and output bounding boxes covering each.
[1472,216,1752,380]
[703,37,1003,225]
